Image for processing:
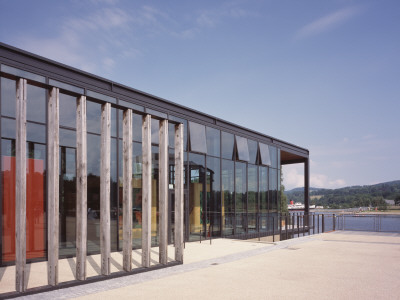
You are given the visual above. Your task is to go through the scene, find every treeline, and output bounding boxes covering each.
[284,180,400,209]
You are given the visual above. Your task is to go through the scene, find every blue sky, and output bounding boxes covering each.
[1,0,399,190]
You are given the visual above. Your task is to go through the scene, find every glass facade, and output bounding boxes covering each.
[0,50,308,269]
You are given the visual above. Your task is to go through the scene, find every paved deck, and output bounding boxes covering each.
[1,231,400,299]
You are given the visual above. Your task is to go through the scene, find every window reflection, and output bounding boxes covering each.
[260,143,271,166]
[248,139,258,164]
[59,93,77,128]
[206,127,220,157]
[221,159,234,236]
[59,146,76,257]
[87,133,100,253]
[248,164,258,233]
[1,139,46,262]
[1,77,16,117]
[151,118,159,145]
[269,146,278,168]
[27,84,46,123]
[259,166,268,232]
[132,113,142,142]
[1,118,16,139]
[86,101,101,134]
[189,153,205,241]
[27,123,46,144]
[206,156,221,236]
[235,162,247,234]
[235,136,249,162]
[221,132,234,160]
[189,122,207,154]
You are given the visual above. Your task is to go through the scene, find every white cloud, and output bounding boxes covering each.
[295,6,362,40]
[282,164,346,190]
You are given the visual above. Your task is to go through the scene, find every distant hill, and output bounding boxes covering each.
[284,180,400,209]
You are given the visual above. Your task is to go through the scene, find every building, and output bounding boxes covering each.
[0,42,309,291]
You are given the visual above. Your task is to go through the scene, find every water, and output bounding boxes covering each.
[287,211,400,233]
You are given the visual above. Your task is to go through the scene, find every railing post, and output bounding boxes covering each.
[292,215,295,238]
[272,217,275,242]
[333,214,336,231]
[285,214,288,240]
[314,214,316,234]
[297,215,300,237]
[303,215,305,237]
[322,214,325,233]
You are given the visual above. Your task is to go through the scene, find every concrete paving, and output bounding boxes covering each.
[2,231,400,299]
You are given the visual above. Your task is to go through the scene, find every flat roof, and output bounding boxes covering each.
[0,42,308,161]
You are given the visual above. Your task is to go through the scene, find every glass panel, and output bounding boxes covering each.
[118,99,144,112]
[260,143,271,166]
[206,156,221,237]
[206,127,220,157]
[87,90,116,104]
[111,107,117,137]
[269,168,278,229]
[221,159,234,236]
[86,101,101,134]
[221,132,234,160]
[27,123,46,143]
[59,146,76,257]
[189,122,207,154]
[2,140,46,262]
[132,113,142,142]
[151,145,159,246]
[60,129,76,148]
[259,166,268,232]
[248,164,258,233]
[26,142,46,260]
[132,142,142,248]
[235,162,247,234]
[278,149,281,170]
[1,118,16,139]
[110,138,118,251]
[1,77,16,117]
[119,141,142,249]
[248,139,258,164]
[168,123,175,148]
[49,79,84,95]
[87,133,101,253]
[59,93,77,128]
[1,65,45,83]
[2,139,16,261]
[235,136,249,162]
[189,153,205,241]
[269,145,278,169]
[151,118,159,145]
[27,84,46,123]
[118,109,123,140]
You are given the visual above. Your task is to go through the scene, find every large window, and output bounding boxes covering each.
[235,162,247,234]
[221,159,234,236]
[1,79,47,263]
[188,153,205,241]
[206,156,221,237]
[248,164,258,233]
[259,166,268,232]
